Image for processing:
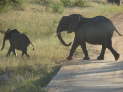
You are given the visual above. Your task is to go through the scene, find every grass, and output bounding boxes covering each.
[0,1,123,92]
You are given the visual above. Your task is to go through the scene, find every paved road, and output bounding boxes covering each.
[47,60,123,92]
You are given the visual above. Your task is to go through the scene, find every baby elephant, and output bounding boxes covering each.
[0,29,34,57]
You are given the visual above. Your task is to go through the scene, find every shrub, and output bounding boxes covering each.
[0,0,23,6]
[74,0,87,7]
[60,0,87,7]
[60,0,73,7]
[39,0,52,6]
[50,2,64,13]
[0,0,23,11]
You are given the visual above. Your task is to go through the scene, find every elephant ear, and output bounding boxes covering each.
[68,14,82,32]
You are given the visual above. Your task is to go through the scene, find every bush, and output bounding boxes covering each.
[50,2,64,14]
[60,0,87,7]
[31,0,64,13]
[39,0,52,6]
[74,0,86,7]
[0,0,23,11]
[60,0,73,7]
[0,0,23,6]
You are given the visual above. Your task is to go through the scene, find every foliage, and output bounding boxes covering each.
[49,2,64,13]
[60,0,87,7]
[60,0,73,7]
[39,0,52,6]
[0,0,23,6]
[74,0,87,7]
[0,0,24,12]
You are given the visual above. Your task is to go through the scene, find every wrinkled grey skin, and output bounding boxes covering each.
[107,0,120,6]
[57,14,122,61]
[0,29,34,57]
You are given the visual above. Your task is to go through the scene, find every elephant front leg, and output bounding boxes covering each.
[12,49,17,56]
[6,47,12,57]
[97,45,106,60]
[80,42,90,60]
[67,38,79,60]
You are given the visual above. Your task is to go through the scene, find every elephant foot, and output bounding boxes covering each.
[114,53,120,61]
[97,56,104,60]
[83,57,90,60]
[66,56,72,60]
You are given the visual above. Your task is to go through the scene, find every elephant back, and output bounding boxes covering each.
[10,33,31,50]
[20,33,31,45]
[78,16,116,32]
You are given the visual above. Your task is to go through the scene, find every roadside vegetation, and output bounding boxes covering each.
[0,0,123,92]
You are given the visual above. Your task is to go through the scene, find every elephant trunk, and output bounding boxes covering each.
[57,27,72,46]
[0,31,6,50]
[1,36,6,50]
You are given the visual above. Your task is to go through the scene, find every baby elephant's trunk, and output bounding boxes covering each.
[0,31,6,50]
[1,37,6,50]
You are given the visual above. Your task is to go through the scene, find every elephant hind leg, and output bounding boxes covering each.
[107,39,119,61]
[25,52,30,57]
[22,51,30,57]
[22,48,30,57]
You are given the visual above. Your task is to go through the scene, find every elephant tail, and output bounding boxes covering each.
[115,29,122,36]
[30,42,35,50]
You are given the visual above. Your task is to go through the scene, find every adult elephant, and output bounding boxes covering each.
[0,29,34,57]
[57,14,122,61]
